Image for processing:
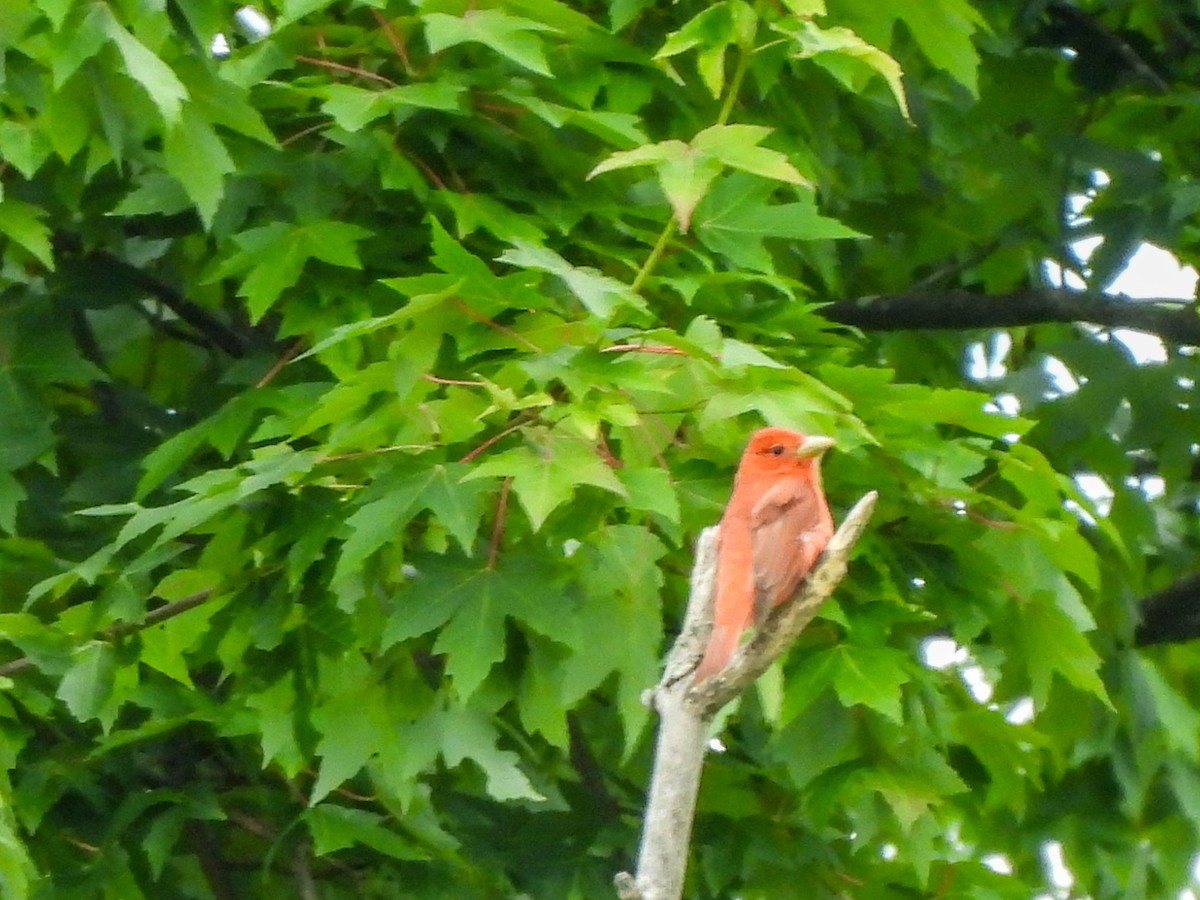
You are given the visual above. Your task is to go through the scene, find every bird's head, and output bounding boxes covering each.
[740,427,836,475]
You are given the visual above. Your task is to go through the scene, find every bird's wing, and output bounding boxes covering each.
[748,478,823,624]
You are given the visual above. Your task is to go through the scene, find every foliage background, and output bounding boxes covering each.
[1,0,1198,896]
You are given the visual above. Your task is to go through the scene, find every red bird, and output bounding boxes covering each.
[694,427,835,682]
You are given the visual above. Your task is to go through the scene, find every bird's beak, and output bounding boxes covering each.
[795,435,836,458]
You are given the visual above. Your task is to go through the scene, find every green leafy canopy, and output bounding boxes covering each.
[0,0,1195,897]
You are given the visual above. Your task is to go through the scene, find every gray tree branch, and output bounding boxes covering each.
[821,289,1200,346]
[615,492,878,900]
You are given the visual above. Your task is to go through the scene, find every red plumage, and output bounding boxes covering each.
[694,427,835,682]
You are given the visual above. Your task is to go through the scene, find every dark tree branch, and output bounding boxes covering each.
[822,288,1200,346]
[92,251,252,358]
[0,589,216,678]
[1044,2,1171,94]
[1135,572,1200,646]
[52,233,252,358]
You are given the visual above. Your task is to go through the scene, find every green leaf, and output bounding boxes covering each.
[0,373,56,470]
[0,121,50,179]
[0,200,54,268]
[163,105,233,227]
[98,6,188,122]
[419,464,488,552]
[307,805,428,861]
[590,126,806,230]
[832,0,984,94]
[56,642,117,723]
[0,470,25,534]
[335,490,423,587]
[829,644,909,722]
[436,704,544,801]
[336,464,487,587]
[781,646,839,723]
[110,173,192,217]
[139,596,219,687]
[952,710,1041,813]
[691,124,809,186]
[424,9,559,77]
[782,0,826,13]
[558,526,666,746]
[463,429,626,531]
[1019,591,1111,707]
[655,1,757,97]
[1136,657,1200,762]
[214,221,371,321]
[613,466,681,525]
[385,554,575,702]
[498,241,648,320]
[587,139,691,179]
[50,5,110,88]
[245,677,304,777]
[310,656,393,804]
[694,173,862,272]
[656,150,724,233]
[775,19,910,120]
[321,83,467,131]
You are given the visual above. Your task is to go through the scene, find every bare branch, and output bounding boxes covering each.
[616,492,877,900]
[688,492,878,717]
[822,289,1200,346]
[1136,570,1200,646]
[0,589,216,678]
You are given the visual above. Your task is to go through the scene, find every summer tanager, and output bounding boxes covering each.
[693,427,835,682]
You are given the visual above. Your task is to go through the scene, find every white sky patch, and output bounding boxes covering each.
[1128,474,1165,500]
[1043,235,1102,290]
[1042,356,1080,395]
[1073,473,1114,516]
[922,637,964,669]
[983,853,1013,875]
[1041,169,1194,367]
[1042,840,1074,893]
[988,392,1021,416]
[1043,216,1194,366]
[1112,328,1168,363]
[1109,242,1198,300]
[921,638,994,703]
[1181,854,1200,900]
[967,333,1013,380]
[1006,697,1035,725]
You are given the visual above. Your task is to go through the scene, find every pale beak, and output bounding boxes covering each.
[795,435,836,458]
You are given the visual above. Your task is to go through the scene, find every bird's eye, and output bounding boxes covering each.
[770,444,785,456]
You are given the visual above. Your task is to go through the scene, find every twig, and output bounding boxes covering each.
[421,372,485,386]
[458,412,537,464]
[371,8,415,76]
[615,492,878,900]
[487,477,511,569]
[256,339,305,388]
[0,589,217,678]
[292,839,320,900]
[450,298,542,351]
[600,344,687,355]
[296,55,397,86]
[631,220,677,294]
